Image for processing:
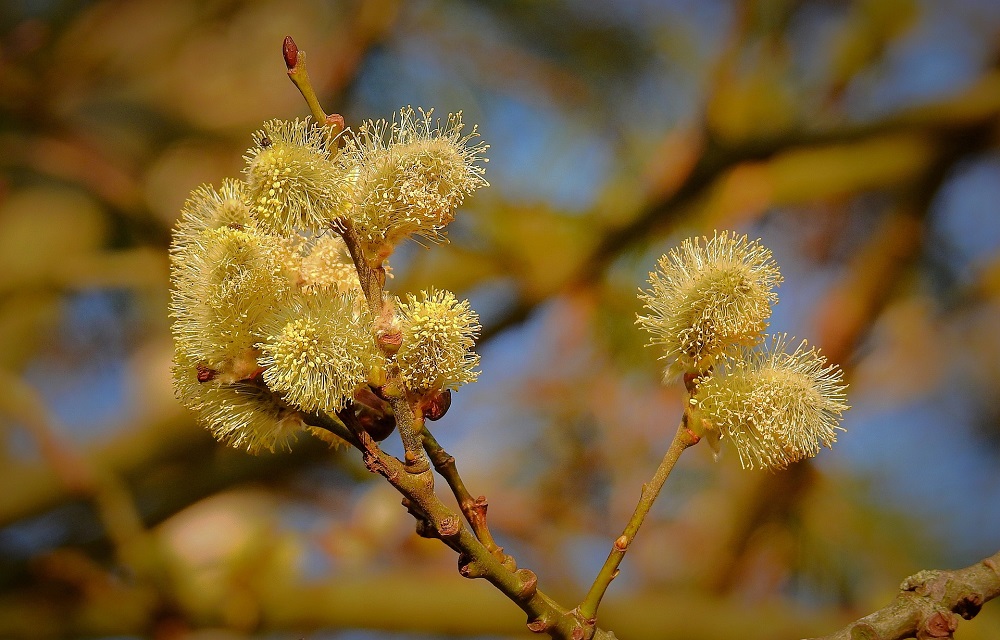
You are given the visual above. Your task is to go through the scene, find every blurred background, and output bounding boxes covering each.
[1,0,999,638]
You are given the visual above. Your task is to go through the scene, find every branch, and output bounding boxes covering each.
[480,71,1000,344]
[419,423,510,564]
[808,550,1000,640]
[305,410,614,639]
[579,413,701,622]
[283,36,345,133]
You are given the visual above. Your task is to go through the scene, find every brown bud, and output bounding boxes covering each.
[438,515,461,538]
[356,410,396,442]
[683,371,702,394]
[613,535,630,551]
[516,569,538,599]
[282,36,298,70]
[423,389,452,421]
[526,619,551,633]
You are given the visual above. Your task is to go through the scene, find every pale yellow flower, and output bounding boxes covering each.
[243,118,352,234]
[343,107,488,258]
[695,335,849,470]
[172,178,255,254]
[297,233,362,295]
[396,289,481,392]
[172,355,305,454]
[170,225,289,378]
[257,293,377,413]
[638,231,782,380]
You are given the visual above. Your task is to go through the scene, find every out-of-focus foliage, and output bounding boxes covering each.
[1,1,999,638]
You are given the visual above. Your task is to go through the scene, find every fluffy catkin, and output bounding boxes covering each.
[695,335,849,470]
[638,231,782,380]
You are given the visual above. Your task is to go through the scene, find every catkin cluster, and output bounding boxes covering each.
[170,109,487,452]
[639,231,849,469]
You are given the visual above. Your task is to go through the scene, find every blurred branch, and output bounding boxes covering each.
[483,71,1000,342]
[808,550,1000,640]
[0,570,841,639]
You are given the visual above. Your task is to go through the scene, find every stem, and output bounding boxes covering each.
[284,36,328,124]
[338,218,385,315]
[807,550,1000,640]
[420,424,508,562]
[392,395,428,472]
[578,415,701,621]
[282,37,607,638]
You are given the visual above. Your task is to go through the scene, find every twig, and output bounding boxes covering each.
[419,424,510,564]
[302,410,611,639]
[578,414,701,622]
[807,550,1000,640]
[283,36,345,134]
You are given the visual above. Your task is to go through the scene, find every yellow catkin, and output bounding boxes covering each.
[171,178,255,256]
[396,289,481,392]
[170,225,289,377]
[638,231,782,380]
[172,355,305,454]
[243,118,353,234]
[297,233,362,295]
[257,293,376,413]
[695,335,849,470]
[343,107,488,257]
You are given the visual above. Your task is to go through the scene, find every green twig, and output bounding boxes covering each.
[283,36,345,134]
[578,415,701,622]
[283,36,326,124]
[286,35,615,639]
[420,424,509,563]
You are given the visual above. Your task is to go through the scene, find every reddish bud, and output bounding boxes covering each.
[377,329,402,354]
[356,411,396,442]
[325,113,345,134]
[920,611,959,638]
[423,389,452,421]
[516,569,538,599]
[527,619,550,633]
[282,36,298,70]
[438,515,461,538]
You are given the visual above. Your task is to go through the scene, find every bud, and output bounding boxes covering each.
[423,389,452,421]
[694,335,849,470]
[282,36,298,70]
[638,231,782,380]
[396,289,481,392]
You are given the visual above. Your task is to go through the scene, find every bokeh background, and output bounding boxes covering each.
[1,1,999,638]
